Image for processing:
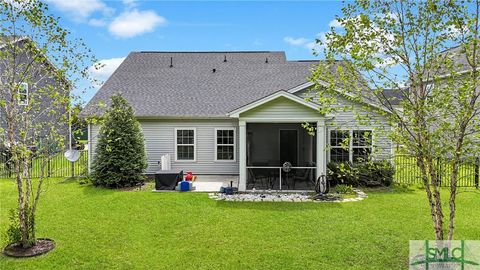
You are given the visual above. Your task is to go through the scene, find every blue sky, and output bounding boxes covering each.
[44,0,344,103]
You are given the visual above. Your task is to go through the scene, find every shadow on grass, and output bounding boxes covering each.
[57,177,85,185]
[364,185,418,194]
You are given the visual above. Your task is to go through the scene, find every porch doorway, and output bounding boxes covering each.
[279,130,298,166]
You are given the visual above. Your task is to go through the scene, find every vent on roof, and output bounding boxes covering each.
[169,57,173,68]
[212,68,216,73]
[223,55,227,62]
[265,57,269,63]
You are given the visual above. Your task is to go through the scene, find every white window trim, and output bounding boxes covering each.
[18,82,28,106]
[174,128,196,162]
[351,130,373,162]
[328,128,374,163]
[329,129,351,163]
[214,127,236,162]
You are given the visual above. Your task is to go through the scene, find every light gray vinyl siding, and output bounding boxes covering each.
[240,96,320,119]
[296,88,393,160]
[90,119,239,175]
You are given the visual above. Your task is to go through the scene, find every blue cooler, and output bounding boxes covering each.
[180,181,190,192]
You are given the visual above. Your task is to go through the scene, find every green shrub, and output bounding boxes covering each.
[4,209,21,244]
[327,162,358,186]
[91,94,148,188]
[331,184,356,195]
[328,160,394,187]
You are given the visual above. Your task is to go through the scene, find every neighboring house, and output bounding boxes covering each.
[82,51,393,191]
[0,36,69,151]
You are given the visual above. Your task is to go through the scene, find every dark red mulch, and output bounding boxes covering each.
[3,238,55,258]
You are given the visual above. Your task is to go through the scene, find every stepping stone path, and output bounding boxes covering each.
[208,189,367,203]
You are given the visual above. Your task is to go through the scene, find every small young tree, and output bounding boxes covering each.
[91,94,147,188]
[312,0,480,240]
[0,0,95,250]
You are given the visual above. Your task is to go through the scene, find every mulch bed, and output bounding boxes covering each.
[3,238,55,258]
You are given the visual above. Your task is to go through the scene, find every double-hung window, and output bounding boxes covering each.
[352,130,372,162]
[330,130,351,162]
[18,82,28,105]
[175,128,196,161]
[329,130,373,163]
[215,128,235,161]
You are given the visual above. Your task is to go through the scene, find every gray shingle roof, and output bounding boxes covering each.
[82,51,317,118]
[382,89,404,106]
[437,45,478,76]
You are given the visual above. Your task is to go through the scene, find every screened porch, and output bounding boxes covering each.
[246,123,317,190]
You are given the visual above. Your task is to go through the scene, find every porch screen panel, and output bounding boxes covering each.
[216,129,235,160]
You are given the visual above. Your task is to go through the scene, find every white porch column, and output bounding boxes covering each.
[316,120,326,179]
[238,120,247,191]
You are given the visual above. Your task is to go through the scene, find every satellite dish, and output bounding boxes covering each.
[64,149,80,162]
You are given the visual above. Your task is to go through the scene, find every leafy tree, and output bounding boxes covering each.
[91,94,147,188]
[0,0,95,248]
[313,0,479,240]
[71,103,88,149]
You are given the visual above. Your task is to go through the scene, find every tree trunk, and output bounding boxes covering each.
[426,156,444,240]
[449,160,459,241]
[417,156,444,240]
[448,130,466,241]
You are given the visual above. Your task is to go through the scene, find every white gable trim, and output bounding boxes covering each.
[227,90,320,118]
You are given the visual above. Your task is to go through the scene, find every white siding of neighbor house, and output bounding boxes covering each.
[296,88,393,160]
[89,119,239,175]
[239,96,320,119]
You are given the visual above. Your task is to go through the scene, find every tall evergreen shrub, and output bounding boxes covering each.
[91,94,147,188]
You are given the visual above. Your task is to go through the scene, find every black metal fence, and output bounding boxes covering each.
[0,150,88,178]
[394,154,480,187]
[1,151,478,187]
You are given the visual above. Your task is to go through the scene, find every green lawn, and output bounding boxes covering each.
[0,178,479,270]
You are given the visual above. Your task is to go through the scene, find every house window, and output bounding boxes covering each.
[215,128,235,161]
[330,130,350,162]
[329,130,373,163]
[18,83,28,105]
[352,130,372,162]
[175,128,195,161]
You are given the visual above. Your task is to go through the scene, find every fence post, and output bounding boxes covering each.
[475,157,479,189]
[437,157,442,186]
[71,161,75,178]
[48,159,51,178]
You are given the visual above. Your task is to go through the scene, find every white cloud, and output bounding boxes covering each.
[46,0,112,20]
[88,18,107,27]
[89,57,126,87]
[284,34,326,52]
[108,9,167,38]
[122,0,138,9]
[284,37,310,46]
[328,19,342,28]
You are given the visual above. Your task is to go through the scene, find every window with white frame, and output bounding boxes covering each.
[18,83,28,105]
[175,128,195,161]
[330,130,373,163]
[330,130,350,162]
[352,130,372,162]
[215,128,235,161]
